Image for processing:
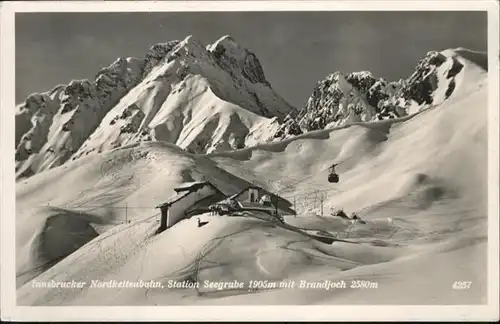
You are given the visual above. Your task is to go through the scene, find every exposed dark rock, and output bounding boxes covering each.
[447,58,464,79]
[141,41,180,78]
[346,72,377,94]
[210,37,271,86]
[61,102,75,114]
[404,74,437,105]
[445,79,456,99]
[274,113,304,139]
[274,50,468,138]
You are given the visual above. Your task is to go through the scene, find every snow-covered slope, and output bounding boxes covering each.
[16,52,488,305]
[275,48,487,138]
[15,57,145,178]
[15,35,295,179]
[15,141,261,287]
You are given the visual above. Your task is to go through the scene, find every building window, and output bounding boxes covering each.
[248,188,259,202]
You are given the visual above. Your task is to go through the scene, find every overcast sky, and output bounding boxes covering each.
[16,11,487,107]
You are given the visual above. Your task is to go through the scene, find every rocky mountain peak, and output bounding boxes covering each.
[207,35,270,86]
[274,48,472,139]
[15,34,295,179]
[141,41,180,77]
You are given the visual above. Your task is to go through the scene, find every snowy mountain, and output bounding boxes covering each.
[15,46,488,305]
[15,35,296,179]
[274,48,487,138]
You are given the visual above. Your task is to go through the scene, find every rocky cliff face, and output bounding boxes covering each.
[274,49,466,139]
[209,35,271,87]
[15,56,145,177]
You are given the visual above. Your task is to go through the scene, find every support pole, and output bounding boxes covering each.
[275,195,278,217]
[320,193,324,217]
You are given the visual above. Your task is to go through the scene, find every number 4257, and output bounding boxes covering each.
[452,281,472,290]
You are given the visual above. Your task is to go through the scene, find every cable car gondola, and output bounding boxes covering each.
[327,163,340,183]
[328,172,339,183]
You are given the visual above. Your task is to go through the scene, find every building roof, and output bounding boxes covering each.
[228,186,259,201]
[156,180,231,209]
[155,181,296,215]
[173,181,214,193]
[231,185,294,207]
[203,178,245,197]
[185,191,227,215]
[156,191,191,209]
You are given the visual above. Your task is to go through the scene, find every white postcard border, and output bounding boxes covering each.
[1,1,498,322]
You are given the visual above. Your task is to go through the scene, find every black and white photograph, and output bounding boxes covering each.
[1,0,499,322]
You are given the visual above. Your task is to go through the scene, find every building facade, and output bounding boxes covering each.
[156,182,221,232]
[155,182,296,233]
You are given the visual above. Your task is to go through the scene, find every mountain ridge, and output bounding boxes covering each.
[15,35,296,179]
[15,39,487,180]
[274,47,488,139]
